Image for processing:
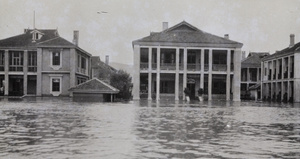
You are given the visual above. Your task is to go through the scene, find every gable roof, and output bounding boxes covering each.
[262,42,300,61]
[133,21,243,48]
[69,78,119,94]
[242,52,269,68]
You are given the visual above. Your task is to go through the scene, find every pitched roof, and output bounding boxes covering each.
[133,21,243,47]
[242,52,269,68]
[69,78,119,94]
[36,37,75,47]
[91,56,117,71]
[262,42,300,61]
[0,29,59,48]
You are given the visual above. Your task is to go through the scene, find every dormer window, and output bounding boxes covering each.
[31,29,44,42]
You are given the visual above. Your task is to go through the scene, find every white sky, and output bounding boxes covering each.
[0,0,300,65]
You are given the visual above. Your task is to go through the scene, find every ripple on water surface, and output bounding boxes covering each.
[0,98,299,158]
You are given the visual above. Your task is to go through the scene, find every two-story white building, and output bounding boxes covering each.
[261,34,299,102]
[132,21,243,101]
[0,28,91,97]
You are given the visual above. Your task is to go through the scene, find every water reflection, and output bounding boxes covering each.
[0,98,299,158]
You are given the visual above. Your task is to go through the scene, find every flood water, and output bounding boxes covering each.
[0,97,299,159]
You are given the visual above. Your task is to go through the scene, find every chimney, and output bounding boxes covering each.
[224,34,229,39]
[73,30,79,46]
[105,55,109,65]
[242,51,246,60]
[162,22,168,31]
[290,34,295,47]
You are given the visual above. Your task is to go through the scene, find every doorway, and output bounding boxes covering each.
[187,78,196,99]
[9,75,23,96]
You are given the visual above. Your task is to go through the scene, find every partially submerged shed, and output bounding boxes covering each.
[69,78,119,102]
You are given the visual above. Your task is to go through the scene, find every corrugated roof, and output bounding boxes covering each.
[133,21,243,46]
[262,42,300,61]
[69,78,119,94]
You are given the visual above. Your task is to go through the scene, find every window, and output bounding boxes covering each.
[28,51,37,72]
[52,52,60,66]
[50,76,62,96]
[0,51,4,71]
[9,51,23,71]
[52,78,60,92]
[81,57,86,69]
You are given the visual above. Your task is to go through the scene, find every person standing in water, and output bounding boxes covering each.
[198,88,203,101]
[184,87,191,102]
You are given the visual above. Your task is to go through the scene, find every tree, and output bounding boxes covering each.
[110,69,132,100]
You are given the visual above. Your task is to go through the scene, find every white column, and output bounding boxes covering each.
[4,50,9,96]
[208,49,212,101]
[288,56,290,79]
[233,48,241,101]
[70,48,76,97]
[133,45,140,100]
[156,47,160,101]
[247,67,250,82]
[148,47,152,100]
[175,48,179,101]
[226,49,231,100]
[183,48,187,100]
[36,48,42,96]
[200,49,204,90]
[23,50,28,96]
[261,62,264,99]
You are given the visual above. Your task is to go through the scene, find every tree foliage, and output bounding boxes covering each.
[110,69,132,100]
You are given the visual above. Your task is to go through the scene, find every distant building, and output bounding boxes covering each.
[0,28,92,96]
[91,56,116,84]
[241,52,269,100]
[132,21,243,101]
[261,34,298,102]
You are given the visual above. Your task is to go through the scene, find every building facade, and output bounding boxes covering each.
[132,21,243,101]
[241,52,269,100]
[0,28,91,97]
[261,34,298,102]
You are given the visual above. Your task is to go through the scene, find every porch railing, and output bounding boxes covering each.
[212,64,227,71]
[9,66,23,71]
[28,66,37,72]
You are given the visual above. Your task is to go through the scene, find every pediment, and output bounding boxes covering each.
[168,24,198,32]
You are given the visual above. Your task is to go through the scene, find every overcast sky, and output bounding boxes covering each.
[0,0,300,65]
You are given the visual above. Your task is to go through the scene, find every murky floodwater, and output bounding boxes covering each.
[0,97,299,159]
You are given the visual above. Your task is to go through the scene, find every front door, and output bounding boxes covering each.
[9,76,23,96]
[187,83,195,99]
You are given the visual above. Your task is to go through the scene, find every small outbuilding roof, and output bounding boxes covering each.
[69,78,119,94]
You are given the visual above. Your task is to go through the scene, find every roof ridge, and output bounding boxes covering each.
[95,78,119,91]
[36,36,60,45]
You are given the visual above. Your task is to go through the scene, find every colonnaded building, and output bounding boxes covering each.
[0,28,91,97]
[261,34,299,102]
[132,21,243,101]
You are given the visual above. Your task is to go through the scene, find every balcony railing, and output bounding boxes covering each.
[9,66,23,71]
[187,64,201,71]
[140,63,148,70]
[77,67,87,75]
[212,64,227,71]
[28,66,37,72]
[161,63,176,70]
